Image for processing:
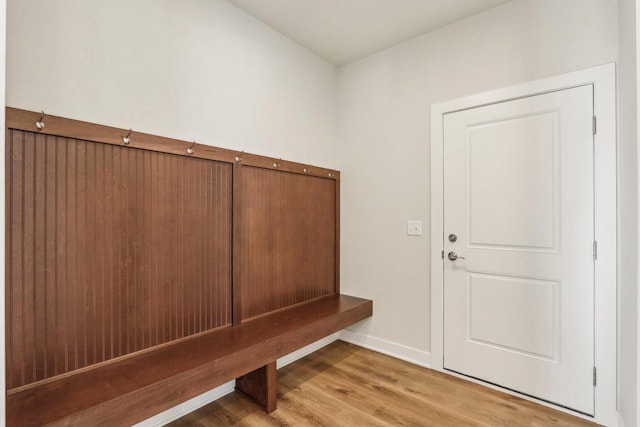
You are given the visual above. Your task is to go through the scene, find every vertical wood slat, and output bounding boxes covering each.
[6,130,233,391]
[234,166,337,321]
[23,131,36,385]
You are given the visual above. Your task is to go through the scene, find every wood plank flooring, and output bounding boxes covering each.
[168,340,599,427]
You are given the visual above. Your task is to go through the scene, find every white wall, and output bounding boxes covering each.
[6,0,338,168]
[619,0,638,424]
[338,0,618,361]
[638,0,640,422]
[637,0,640,422]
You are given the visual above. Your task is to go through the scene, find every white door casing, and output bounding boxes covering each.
[430,63,616,426]
[443,85,594,414]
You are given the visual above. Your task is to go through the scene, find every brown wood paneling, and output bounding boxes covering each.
[335,174,341,294]
[6,107,340,181]
[234,166,337,321]
[6,129,233,391]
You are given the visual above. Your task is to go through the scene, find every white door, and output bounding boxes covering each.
[443,85,595,415]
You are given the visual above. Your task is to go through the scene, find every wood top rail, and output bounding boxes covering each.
[6,107,340,180]
[7,294,373,427]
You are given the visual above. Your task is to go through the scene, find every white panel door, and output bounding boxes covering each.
[443,85,594,415]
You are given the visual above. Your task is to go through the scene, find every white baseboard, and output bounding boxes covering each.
[135,332,341,426]
[277,332,341,369]
[134,380,236,427]
[618,412,625,427]
[339,329,431,368]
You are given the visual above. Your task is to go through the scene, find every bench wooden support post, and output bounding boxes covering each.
[235,361,278,413]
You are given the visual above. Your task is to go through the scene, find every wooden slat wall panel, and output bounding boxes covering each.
[6,129,232,390]
[235,166,336,321]
[7,108,341,181]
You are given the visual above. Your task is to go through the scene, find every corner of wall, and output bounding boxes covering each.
[339,329,431,368]
[618,0,639,425]
[637,2,640,426]
[1,0,7,423]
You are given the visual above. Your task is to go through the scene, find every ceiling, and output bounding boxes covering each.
[227,0,512,66]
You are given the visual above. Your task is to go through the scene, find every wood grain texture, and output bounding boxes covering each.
[6,129,233,391]
[170,340,600,427]
[235,166,337,321]
[6,107,340,180]
[236,361,277,413]
[6,295,372,427]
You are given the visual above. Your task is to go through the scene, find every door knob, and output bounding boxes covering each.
[448,251,465,261]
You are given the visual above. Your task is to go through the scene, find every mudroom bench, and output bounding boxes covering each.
[7,294,372,426]
[5,109,369,426]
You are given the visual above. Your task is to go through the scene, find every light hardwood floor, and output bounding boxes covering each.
[168,340,599,427]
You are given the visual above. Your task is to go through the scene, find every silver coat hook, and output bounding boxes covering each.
[303,165,311,174]
[35,111,45,131]
[273,158,281,168]
[235,151,244,163]
[186,141,196,156]
[328,171,334,178]
[122,129,132,145]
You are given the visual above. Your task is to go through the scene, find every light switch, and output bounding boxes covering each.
[407,220,422,236]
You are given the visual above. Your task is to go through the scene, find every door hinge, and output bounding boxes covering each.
[593,241,598,260]
[593,116,597,135]
[441,250,444,259]
[593,367,597,386]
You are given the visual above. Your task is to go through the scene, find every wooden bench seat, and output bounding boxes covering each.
[7,294,372,427]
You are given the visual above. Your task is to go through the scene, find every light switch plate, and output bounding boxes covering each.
[407,220,422,236]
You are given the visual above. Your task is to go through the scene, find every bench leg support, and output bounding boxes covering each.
[235,361,277,413]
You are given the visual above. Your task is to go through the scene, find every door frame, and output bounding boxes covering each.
[430,63,617,426]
